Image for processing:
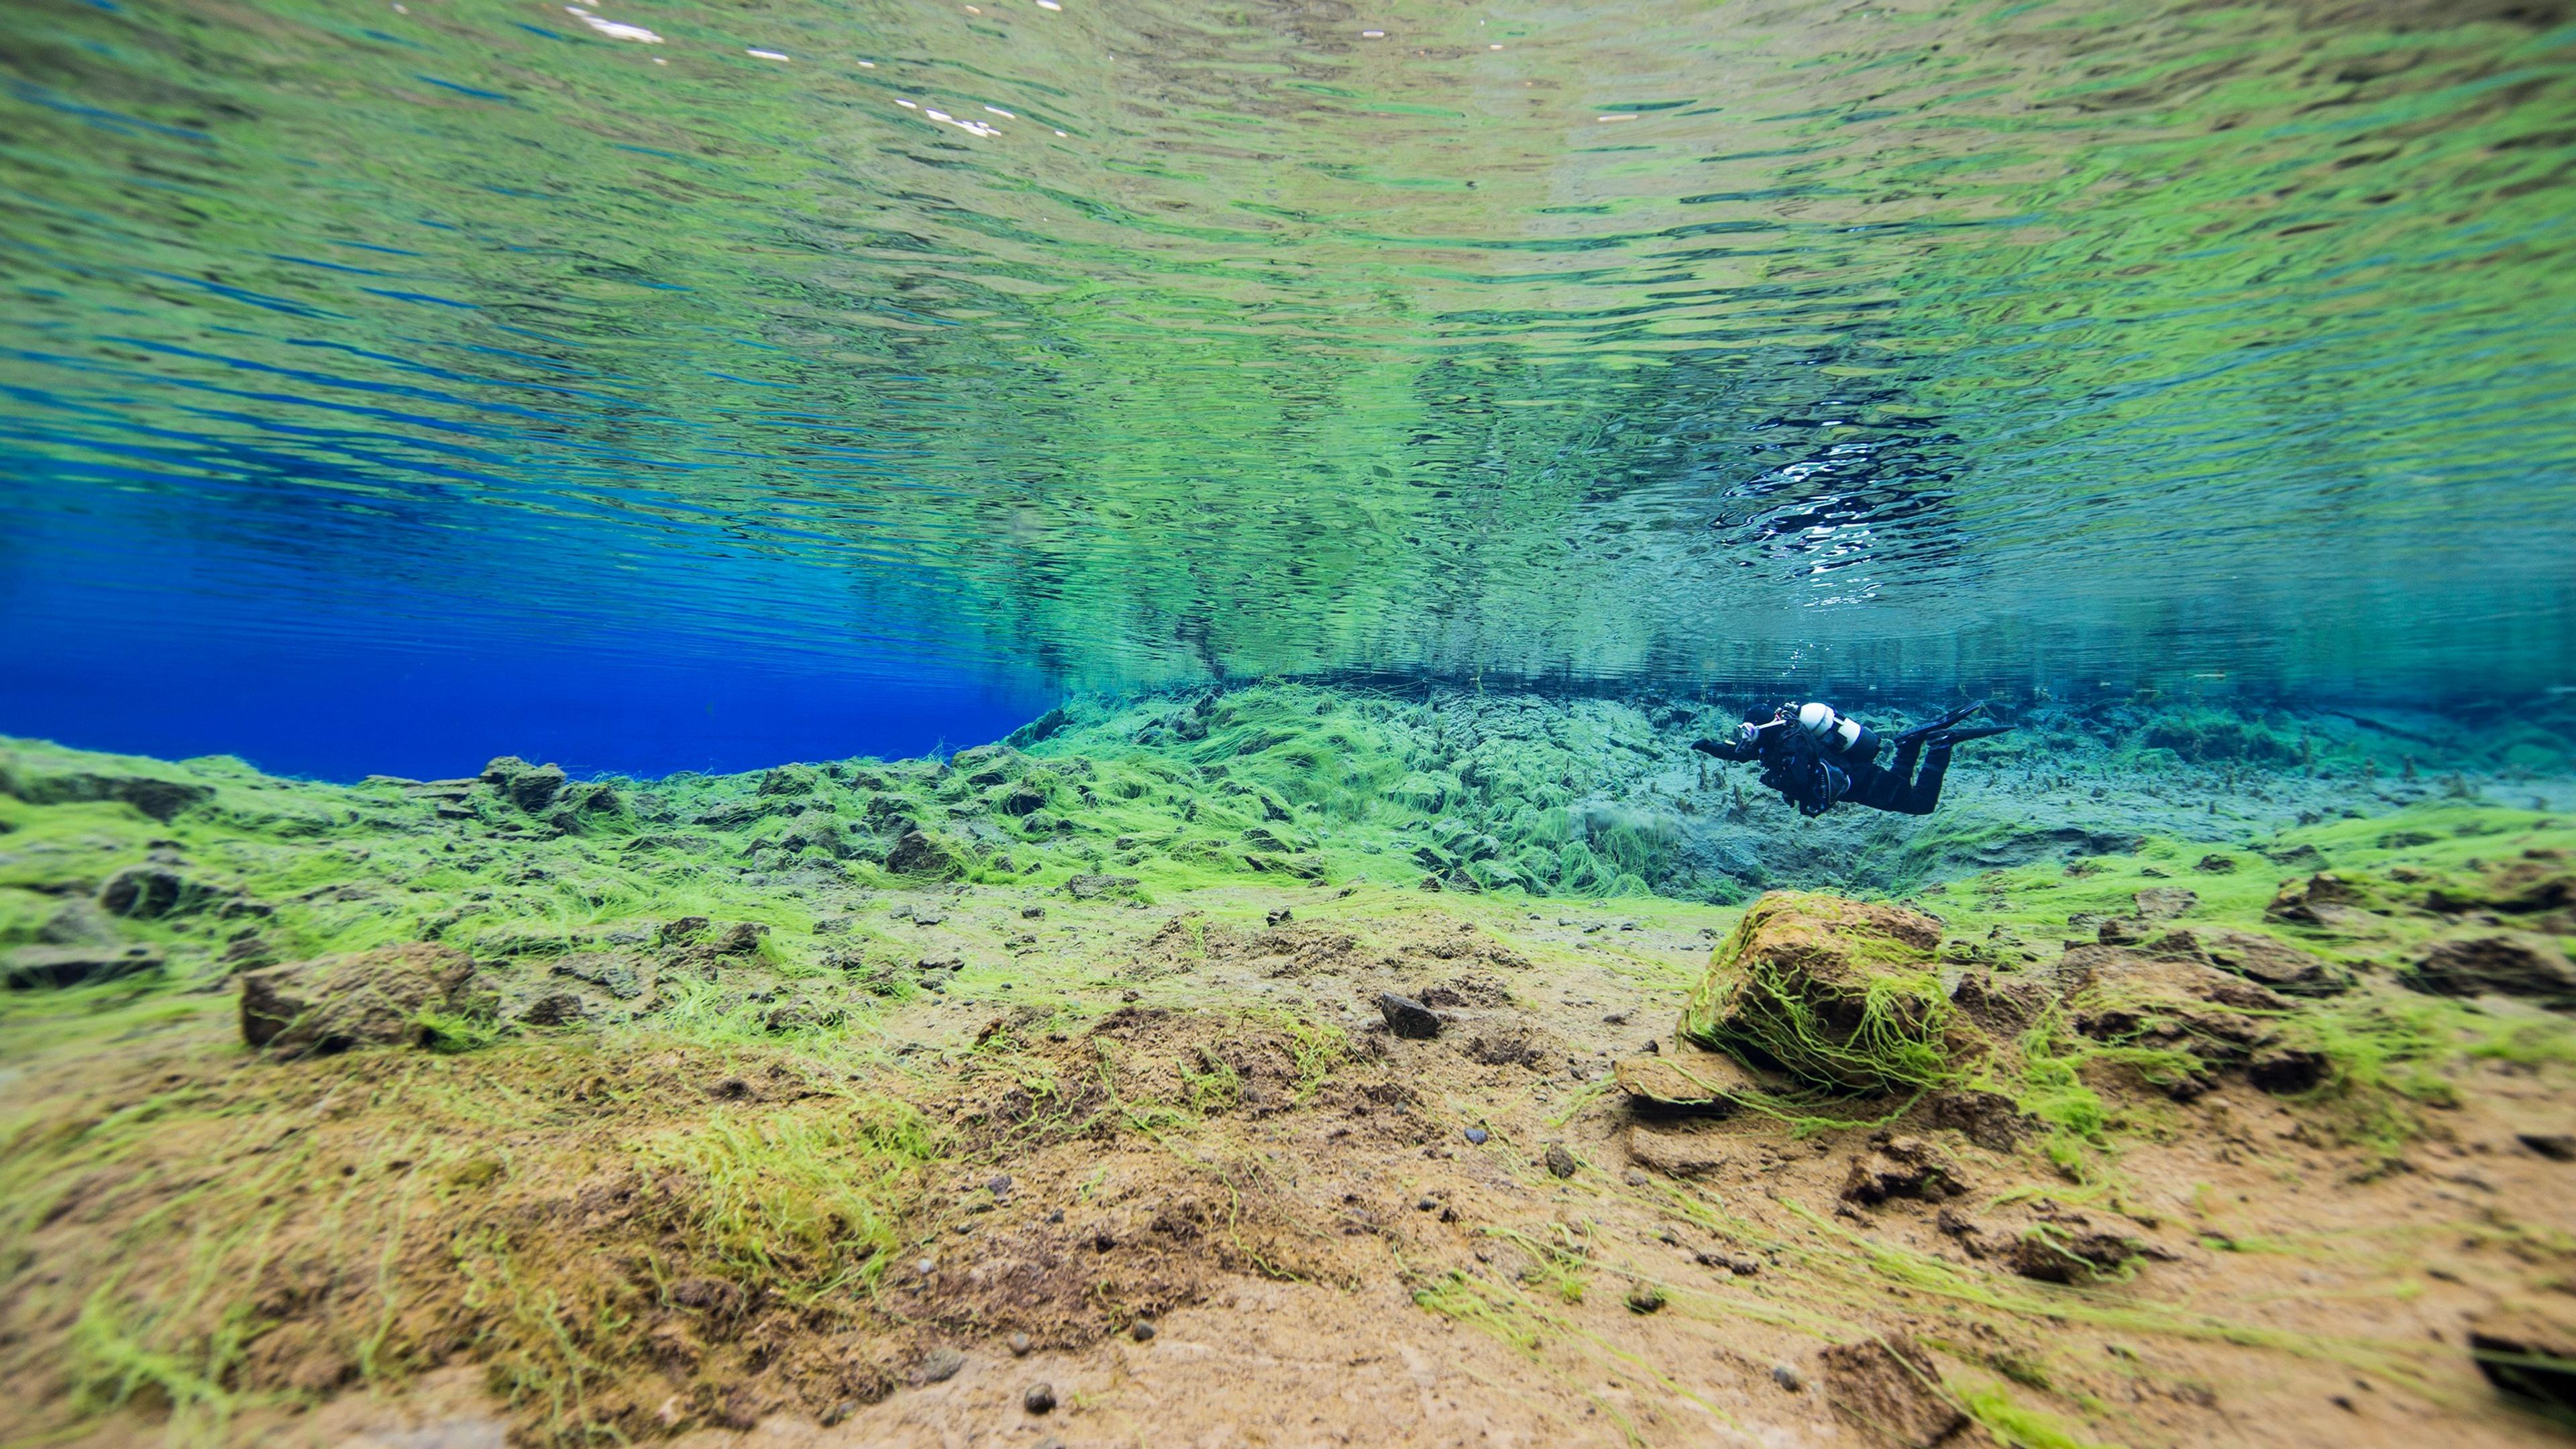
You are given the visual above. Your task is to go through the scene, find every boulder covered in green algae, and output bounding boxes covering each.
[240,942,487,1057]
[1678,892,1984,1093]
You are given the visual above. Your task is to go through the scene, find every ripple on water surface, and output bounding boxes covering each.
[1,0,2571,696]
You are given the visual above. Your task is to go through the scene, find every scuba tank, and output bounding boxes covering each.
[1794,702,1879,763]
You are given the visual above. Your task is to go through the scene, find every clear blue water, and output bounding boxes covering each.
[4,0,2574,777]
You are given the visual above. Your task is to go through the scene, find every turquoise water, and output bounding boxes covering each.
[4,0,2574,770]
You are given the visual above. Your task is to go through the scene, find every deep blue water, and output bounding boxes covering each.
[0,462,1049,777]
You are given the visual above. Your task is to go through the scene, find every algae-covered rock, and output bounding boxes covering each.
[508,764,568,813]
[240,943,484,1056]
[2050,945,2288,1095]
[2141,926,2350,996]
[99,865,211,919]
[1065,872,1140,900]
[2406,934,2576,1007]
[1680,892,1978,1093]
[1994,1223,2147,1285]
[2425,857,2575,916]
[1921,1088,2033,1150]
[0,759,211,821]
[883,829,962,879]
[757,764,820,797]
[2265,872,2377,929]
[1840,1134,1970,1205]
[480,756,568,812]
[1820,1333,1966,1448]
[5,943,164,989]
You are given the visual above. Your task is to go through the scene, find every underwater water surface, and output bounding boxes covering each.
[4,0,2575,773]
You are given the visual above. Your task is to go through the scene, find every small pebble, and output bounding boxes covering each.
[920,1346,965,1383]
[1772,1363,1803,1392]
[1625,1283,1666,1314]
[1009,1332,1032,1356]
[1132,1318,1157,1342]
[1025,1383,1057,1414]
[1623,1168,1649,1187]
[1417,1197,1437,1212]
[1545,1144,1577,1179]
[1047,1208,1065,1223]
[1464,1128,1489,1146]
[989,1173,1014,1196]
[915,1257,936,1277]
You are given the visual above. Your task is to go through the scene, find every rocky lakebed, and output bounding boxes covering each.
[4,684,2575,1448]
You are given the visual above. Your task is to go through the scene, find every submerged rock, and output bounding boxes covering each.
[1999,1224,2147,1285]
[508,764,568,813]
[99,865,208,920]
[2467,1301,2576,1418]
[0,765,211,822]
[519,991,588,1026]
[480,756,568,812]
[1820,1334,1966,1448]
[1680,892,1977,1093]
[2051,945,2289,1095]
[1841,1134,1970,1205]
[4,943,163,990]
[2406,934,2576,1006]
[2246,1046,2330,1093]
[240,943,484,1056]
[884,829,962,879]
[757,763,820,797]
[2141,926,2350,996]
[1922,1088,2033,1151]
[2425,858,2576,916]
[2264,872,2375,929]
[1376,992,1442,1039]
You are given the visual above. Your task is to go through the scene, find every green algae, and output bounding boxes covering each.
[1,686,2572,1446]
[1679,893,1966,1095]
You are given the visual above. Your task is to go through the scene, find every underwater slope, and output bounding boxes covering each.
[1,686,2573,1447]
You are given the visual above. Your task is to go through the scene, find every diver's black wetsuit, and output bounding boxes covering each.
[1693,702,2008,818]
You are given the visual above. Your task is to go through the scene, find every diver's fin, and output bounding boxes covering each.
[1923,724,2014,747]
[1898,700,1990,740]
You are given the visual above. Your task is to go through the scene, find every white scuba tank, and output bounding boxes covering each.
[1795,702,1866,753]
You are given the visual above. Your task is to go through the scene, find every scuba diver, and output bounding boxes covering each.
[1692,700,2011,818]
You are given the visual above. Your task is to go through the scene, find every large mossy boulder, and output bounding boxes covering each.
[240,943,485,1057]
[1680,892,1981,1093]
